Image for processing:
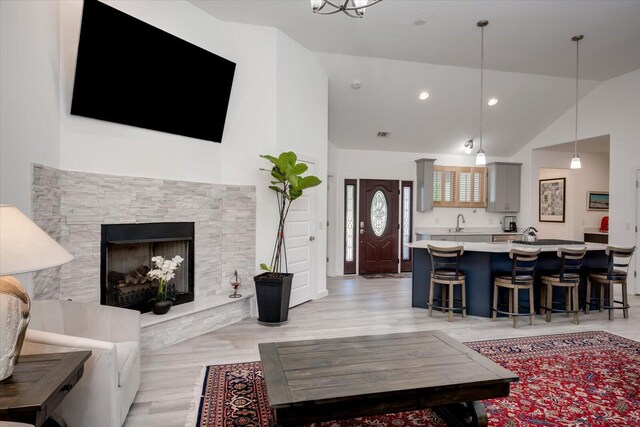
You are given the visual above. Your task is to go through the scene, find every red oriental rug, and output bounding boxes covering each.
[186,331,640,426]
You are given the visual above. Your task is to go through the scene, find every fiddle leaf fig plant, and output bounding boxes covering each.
[260,152,321,274]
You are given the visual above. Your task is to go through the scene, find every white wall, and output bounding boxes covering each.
[513,69,640,292]
[0,1,60,215]
[58,0,278,185]
[514,69,640,246]
[533,150,609,240]
[328,147,512,275]
[275,30,329,297]
[0,1,62,294]
[327,142,339,276]
[1,0,329,299]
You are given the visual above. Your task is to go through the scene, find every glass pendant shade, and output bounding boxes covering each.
[570,154,582,169]
[475,149,487,166]
[464,146,472,155]
[310,0,322,8]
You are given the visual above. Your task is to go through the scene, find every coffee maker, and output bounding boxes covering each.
[503,216,517,232]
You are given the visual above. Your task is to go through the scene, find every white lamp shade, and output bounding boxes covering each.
[0,205,73,275]
[475,150,487,166]
[570,154,582,169]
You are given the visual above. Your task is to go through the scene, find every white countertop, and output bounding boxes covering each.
[408,239,608,253]
[415,227,520,236]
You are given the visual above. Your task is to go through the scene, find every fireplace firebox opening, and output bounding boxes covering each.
[101,222,195,313]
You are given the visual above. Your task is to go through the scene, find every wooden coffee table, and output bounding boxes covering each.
[259,330,518,427]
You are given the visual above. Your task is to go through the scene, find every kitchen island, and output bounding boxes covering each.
[410,240,609,318]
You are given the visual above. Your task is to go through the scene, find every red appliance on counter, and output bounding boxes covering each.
[600,216,609,233]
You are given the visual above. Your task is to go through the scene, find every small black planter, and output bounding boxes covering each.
[152,300,172,315]
[254,272,293,324]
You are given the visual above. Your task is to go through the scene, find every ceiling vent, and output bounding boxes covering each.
[376,131,391,138]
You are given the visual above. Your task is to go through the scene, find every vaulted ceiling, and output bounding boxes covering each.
[190,0,640,156]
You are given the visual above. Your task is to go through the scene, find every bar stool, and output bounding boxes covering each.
[540,247,587,324]
[586,246,635,320]
[492,248,541,328]
[427,245,466,322]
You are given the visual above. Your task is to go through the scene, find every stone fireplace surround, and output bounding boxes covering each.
[32,164,256,353]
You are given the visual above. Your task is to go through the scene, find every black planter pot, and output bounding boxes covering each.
[253,272,293,324]
[152,300,172,315]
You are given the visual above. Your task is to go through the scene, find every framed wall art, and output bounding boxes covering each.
[539,178,566,223]
[587,191,609,211]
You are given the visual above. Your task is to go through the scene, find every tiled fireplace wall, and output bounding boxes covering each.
[31,164,256,303]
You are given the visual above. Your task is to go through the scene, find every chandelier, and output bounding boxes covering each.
[310,0,383,18]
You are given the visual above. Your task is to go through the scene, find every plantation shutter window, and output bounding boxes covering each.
[433,166,487,208]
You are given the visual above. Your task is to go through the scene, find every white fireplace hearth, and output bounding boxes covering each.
[31,164,257,353]
[140,293,253,353]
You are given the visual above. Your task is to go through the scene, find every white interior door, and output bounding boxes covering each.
[286,162,316,307]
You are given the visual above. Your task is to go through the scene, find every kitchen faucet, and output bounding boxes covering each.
[455,214,466,232]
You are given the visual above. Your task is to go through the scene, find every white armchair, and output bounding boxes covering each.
[20,300,141,427]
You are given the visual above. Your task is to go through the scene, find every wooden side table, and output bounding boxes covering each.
[0,351,91,427]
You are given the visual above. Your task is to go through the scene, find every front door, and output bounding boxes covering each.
[358,179,399,274]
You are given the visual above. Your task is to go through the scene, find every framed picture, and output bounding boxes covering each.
[539,178,566,223]
[587,191,609,211]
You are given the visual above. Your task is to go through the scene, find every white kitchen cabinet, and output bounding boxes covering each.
[415,158,436,212]
[486,162,522,213]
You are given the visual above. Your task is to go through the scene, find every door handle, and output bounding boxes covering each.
[309,236,316,241]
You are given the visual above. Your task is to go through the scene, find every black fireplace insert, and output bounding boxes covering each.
[100,222,195,313]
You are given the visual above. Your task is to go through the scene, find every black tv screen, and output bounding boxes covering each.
[71,0,236,143]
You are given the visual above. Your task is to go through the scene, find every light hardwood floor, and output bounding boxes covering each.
[124,275,640,426]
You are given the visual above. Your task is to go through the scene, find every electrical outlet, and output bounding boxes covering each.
[435,218,440,224]
[488,218,494,225]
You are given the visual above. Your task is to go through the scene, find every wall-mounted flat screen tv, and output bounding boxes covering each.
[71,0,236,143]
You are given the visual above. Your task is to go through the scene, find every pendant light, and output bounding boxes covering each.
[570,35,584,169]
[476,20,488,166]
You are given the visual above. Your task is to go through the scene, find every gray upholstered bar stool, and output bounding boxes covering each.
[427,245,466,322]
[586,246,635,320]
[540,247,587,324]
[492,248,541,328]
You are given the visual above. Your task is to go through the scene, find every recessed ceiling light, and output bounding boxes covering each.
[414,18,427,26]
[418,91,430,100]
[488,98,498,106]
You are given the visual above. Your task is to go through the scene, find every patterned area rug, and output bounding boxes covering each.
[187,331,640,426]
[360,272,412,279]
